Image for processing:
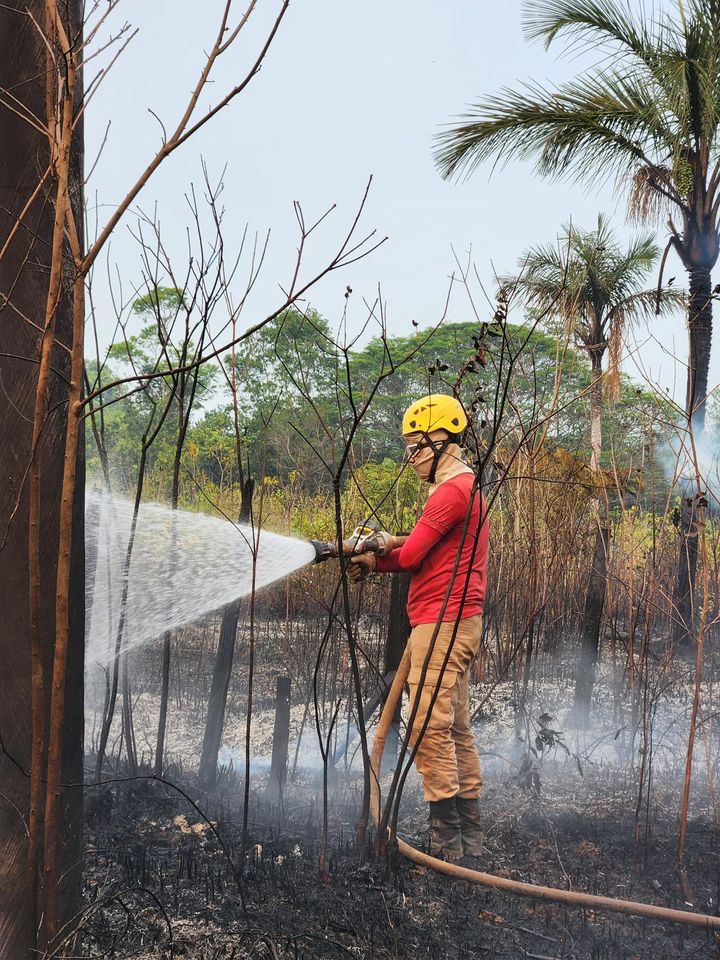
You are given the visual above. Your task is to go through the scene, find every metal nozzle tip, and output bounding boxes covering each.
[310,539,334,563]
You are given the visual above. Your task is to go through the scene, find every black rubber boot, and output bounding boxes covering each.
[427,797,463,861]
[456,796,483,857]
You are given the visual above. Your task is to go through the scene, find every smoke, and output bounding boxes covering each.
[653,430,720,522]
[471,661,720,805]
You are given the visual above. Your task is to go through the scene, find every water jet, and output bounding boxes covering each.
[85,492,316,664]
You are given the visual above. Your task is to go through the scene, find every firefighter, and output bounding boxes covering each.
[348,394,489,861]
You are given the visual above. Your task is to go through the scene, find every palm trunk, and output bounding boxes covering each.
[573,524,609,719]
[573,349,607,719]
[685,267,713,432]
[589,350,603,474]
[673,266,713,649]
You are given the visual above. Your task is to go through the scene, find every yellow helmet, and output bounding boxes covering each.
[402,394,467,438]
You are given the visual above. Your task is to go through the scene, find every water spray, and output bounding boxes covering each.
[86,493,318,664]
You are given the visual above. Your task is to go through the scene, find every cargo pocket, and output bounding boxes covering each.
[407,667,460,736]
[408,665,459,690]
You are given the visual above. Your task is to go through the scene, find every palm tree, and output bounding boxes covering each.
[509,216,679,712]
[436,0,719,426]
[435,0,719,647]
[511,215,671,470]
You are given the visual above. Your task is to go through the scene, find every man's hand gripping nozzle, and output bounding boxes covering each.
[310,523,406,572]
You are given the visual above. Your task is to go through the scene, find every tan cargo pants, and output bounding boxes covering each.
[406,615,483,802]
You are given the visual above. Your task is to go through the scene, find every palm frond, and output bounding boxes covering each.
[688,0,720,19]
[605,235,660,301]
[536,70,678,178]
[434,68,678,194]
[523,0,658,62]
[438,0,720,206]
[524,0,720,158]
[509,221,681,375]
[610,287,686,323]
[687,0,720,143]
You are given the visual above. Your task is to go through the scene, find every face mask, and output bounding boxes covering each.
[403,433,453,482]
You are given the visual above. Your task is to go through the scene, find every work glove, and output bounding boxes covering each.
[346,553,376,582]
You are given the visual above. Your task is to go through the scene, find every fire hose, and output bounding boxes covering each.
[370,649,720,932]
[311,524,720,929]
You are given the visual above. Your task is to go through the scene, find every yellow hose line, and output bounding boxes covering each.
[369,650,720,931]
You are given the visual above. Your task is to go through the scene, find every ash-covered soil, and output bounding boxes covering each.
[80,756,720,960]
[82,613,720,958]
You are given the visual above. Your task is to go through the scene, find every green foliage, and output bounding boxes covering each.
[226,308,340,485]
[342,458,423,535]
[349,321,478,459]
[228,307,336,408]
[88,299,677,540]
[131,285,184,319]
[186,407,239,489]
[87,286,218,496]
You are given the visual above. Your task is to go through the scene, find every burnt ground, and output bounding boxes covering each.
[80,614,720,958]
[79,760,720,960]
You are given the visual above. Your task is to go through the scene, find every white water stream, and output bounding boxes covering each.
[85,493,316,665]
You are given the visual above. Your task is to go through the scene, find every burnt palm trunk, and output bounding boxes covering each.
[588,349,603,474]
[684,267,713,432]
[0,2,84,954]
[573,524,609,718]
[673,266,713,649]
[573,348,608,718]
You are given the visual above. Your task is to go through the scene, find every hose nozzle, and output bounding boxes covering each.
[310,525,407,563]
[310,539,336,563]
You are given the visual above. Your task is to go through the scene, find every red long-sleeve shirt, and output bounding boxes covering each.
[375,473,489,627]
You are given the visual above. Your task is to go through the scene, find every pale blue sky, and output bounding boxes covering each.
[86,0,698,405]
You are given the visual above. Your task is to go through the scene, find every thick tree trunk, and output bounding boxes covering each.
[0,3,84,955]
[674,266,713,649]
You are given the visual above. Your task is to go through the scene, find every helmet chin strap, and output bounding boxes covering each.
[425,435,453,484]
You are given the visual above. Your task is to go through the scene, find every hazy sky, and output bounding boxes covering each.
[86,0,700,405]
